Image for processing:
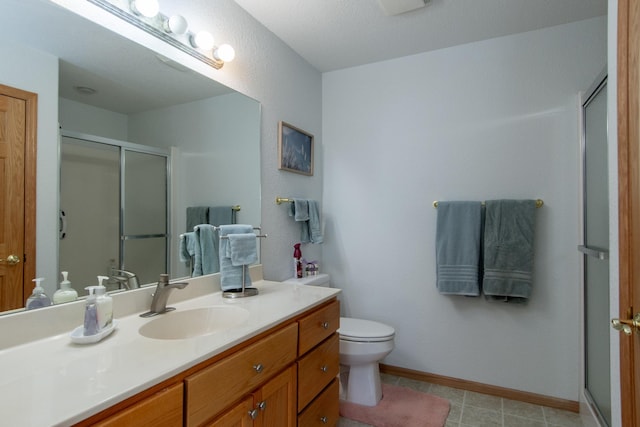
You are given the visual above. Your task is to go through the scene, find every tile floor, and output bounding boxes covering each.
[338,373,584,427]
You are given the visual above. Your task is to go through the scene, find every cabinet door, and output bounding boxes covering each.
[206,397,254,427]
[93,383,183,427]
[255,365,297,427]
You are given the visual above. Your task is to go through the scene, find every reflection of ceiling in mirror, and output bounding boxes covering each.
[1,0,234,113]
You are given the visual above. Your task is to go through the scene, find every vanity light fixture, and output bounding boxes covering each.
[214,44,235,62]
[163,14,188,35]
[190,31,215,51]
[130,0,159,18]
[87,0,236,70]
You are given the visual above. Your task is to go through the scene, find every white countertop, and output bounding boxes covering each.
[0,279,340,426]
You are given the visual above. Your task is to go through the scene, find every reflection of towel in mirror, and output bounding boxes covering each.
[187,206,209,231]
[208,206,235,226]
[179,232,196,263]
[218,224,254,290]
[228,233,258,266]
[289,199,323,244]
[435,201,482,296]
[193,224,218,276]
[483,199,536,303]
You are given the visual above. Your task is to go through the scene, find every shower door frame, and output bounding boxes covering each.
[59,130,171,283]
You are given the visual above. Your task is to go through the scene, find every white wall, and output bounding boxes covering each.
[322,17,606,400]
[59,97,128,140]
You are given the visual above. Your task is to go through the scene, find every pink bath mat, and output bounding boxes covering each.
[339,383,450,427]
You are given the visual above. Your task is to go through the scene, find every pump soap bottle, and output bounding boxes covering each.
[95,276,113,330]
[26,278,52,310]
[53,271,78,304]
[293,243,303,279]
[83,287,99,336]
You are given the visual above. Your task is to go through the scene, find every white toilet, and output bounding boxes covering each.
[283,274,395,407]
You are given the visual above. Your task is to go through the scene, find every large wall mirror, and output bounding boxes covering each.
[0,0,261,314]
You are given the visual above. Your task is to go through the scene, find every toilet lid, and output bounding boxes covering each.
[338,317,395,342]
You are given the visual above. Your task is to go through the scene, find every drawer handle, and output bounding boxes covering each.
[320,365,328,373]
[320,416,328,424]
[253,363,264,373]
[321,321,330,329]
[258,401,267,411]
[249,409,259,420]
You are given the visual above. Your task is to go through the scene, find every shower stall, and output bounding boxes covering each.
[59,130,169,293]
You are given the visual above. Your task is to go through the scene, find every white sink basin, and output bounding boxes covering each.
[138,306,250,340]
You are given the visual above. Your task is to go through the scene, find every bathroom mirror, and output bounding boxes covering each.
[0,0,261,313]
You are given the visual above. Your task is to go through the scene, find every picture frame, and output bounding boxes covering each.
[278,121,314,176]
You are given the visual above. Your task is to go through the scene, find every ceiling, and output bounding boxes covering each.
[233,0,607,72]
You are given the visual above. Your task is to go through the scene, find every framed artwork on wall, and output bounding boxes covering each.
[278,121,314,176]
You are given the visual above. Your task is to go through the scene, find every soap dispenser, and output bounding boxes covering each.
[53,271,78,304]
[26,278,52,310]
[83,287,99,336]
[95,276,113,330]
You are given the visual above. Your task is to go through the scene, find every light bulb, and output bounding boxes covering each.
[130,0,159,18]
[164,15,188,35]
[213,44,235,62]
[191,31,215,51]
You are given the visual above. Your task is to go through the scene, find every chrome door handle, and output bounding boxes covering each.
[253,363,264,373]
[0,255,20,266]
[577,245,609,260]
[611,313,640,335]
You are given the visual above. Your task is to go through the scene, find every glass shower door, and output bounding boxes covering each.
[121,150,168,286]
[579,73,610,426]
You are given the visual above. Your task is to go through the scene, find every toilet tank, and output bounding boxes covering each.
[282,273,330,287]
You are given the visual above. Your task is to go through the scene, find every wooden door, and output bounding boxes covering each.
[0,84,36,312]
[617,1,640,426]
[206,396,254,427]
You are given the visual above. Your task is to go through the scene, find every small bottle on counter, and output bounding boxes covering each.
[83,287,99,336]
[26,278,52,310]
[293,243,303,279]
[95,276,113,330]
[53,271,78,304]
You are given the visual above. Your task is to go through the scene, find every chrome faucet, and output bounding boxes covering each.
[140,274,188,317]
[110,269,140,290]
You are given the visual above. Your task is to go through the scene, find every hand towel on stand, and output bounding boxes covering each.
[193,224,218,276]
[435,201,483,296]
[483,199,536,303]
[218,224,254,291]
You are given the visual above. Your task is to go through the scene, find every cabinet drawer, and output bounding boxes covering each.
[298,300,339,356]
[93,383,183,427]
[297,333,339,411]
[297,379,339,427]
[185,323,298,427]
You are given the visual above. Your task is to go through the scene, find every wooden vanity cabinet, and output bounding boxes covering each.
[206,365,297,427]
[296,300,340,426]
[92,383,183,427]
[185,323,298,426]
[75,298,340,427]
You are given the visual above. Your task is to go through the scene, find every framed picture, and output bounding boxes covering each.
[278,121,314,176]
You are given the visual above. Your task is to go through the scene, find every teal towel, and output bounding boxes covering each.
[218,224,253,290]
[179,232,196,263]
[187,206,208,231]
[289,199,309,221]
[436,201,482,296]
[208,206,235,226]
[289,199,323,244]
[228,233,258,266]
[483,199,536,303]
[193,224,218,276]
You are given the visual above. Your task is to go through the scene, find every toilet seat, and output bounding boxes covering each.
[339,317,395,343]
